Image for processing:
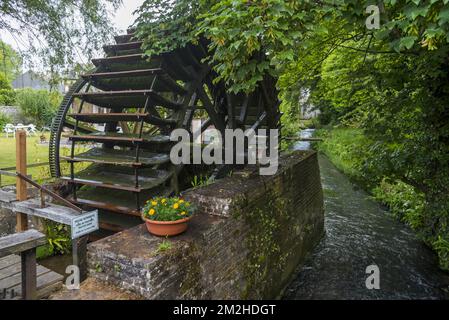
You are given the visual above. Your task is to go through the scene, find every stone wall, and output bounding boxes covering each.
[87,150,324,299]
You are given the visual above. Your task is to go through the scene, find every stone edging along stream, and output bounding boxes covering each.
[86,150,324,299]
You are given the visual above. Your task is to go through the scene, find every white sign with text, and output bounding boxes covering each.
[71,210,99,239]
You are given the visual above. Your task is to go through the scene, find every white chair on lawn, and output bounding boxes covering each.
[27,124,38,136]
[3,123,15,138]
[40,126,51,133]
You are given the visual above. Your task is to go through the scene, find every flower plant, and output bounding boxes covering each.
[142,197,194,221]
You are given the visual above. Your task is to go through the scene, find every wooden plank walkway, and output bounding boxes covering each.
[0,254,63,300]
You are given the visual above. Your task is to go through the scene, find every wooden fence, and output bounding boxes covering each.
[0,162,49,187]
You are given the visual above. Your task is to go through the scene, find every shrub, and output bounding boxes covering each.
[0,112,12,131]
[433,236,449,271]
[372,179,425,230]
[315,127,372,186]
[44,220,71,256]
[0,73,11,90]
[0,89,16,105]
[15,89,62,127]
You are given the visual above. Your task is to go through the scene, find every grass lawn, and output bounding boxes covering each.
[0,133,52,186]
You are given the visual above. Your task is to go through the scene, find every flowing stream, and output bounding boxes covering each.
[283,129,449,299]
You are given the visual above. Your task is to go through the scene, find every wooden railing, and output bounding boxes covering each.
[15,172,83,213]
[0,162,49,187]
[0,131,94,283]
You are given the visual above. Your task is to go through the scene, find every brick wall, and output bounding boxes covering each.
[87,150,324,299]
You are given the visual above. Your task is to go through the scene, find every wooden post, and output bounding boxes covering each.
[16,130,28,232]
[21,248,37,300]
[72,236,88,282]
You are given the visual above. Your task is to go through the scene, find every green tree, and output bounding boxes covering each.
[0,65,16,105]
[16,89,62,126]
[136,0,449,92]
[0,0,122,75]
[282,7,449,269]
[0,73,11,90]
[136,0,313,93]
[135,0,449,270]
[0,40,21,82]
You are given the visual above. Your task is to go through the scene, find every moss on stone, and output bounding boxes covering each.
[180,256,202,297]
[233,188,296,299]
[163,242,203,298]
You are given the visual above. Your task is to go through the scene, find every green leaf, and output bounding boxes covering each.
[404,5,430,20]
[438,8,449,26]
[399,36,418,50]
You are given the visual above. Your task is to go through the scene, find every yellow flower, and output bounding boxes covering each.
[151,201,157,206]
[161,198,167,204]
[179,199,185,204]
[149,209,155,216]
[181,211,186,216]
[173,203,179,209]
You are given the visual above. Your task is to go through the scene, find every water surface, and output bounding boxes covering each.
[284,130,449,299]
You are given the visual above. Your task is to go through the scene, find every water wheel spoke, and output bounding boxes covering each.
[68,132,170,145]
[68,113,176,127]
[61,147,170,167]
[73,90,183,110]
[49,30,280,234]
[114,33,137,44]
[103,41,143,56]
[61,164,172,192]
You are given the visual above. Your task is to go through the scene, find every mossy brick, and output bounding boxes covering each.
[86,150,324,299]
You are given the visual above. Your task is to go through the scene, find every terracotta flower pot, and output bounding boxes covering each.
[143,216,192,237]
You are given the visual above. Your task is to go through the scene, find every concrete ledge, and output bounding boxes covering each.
[183,151,316,218]
[87,150,324,299]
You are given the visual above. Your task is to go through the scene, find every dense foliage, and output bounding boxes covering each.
[15,89,62,126]
[0,72,16,105]
[136,0,449,91]
[135,0,449,270]
[136,0,315,92]
[0,73,11,90]
[0,88,16,105]
[0,43,19,105]
[299,15,449,269]
[44,221,71,256]
[0,112,11,130]
[0,40,21,82]
[0,69,16,105]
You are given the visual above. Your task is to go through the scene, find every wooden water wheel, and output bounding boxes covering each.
[48,29,281,233]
